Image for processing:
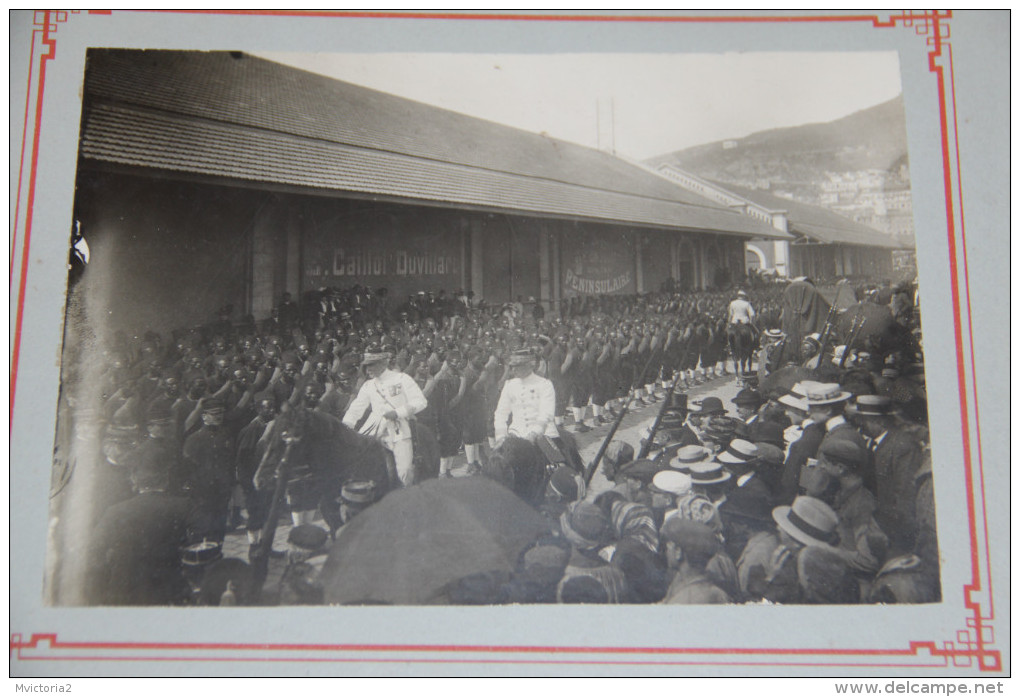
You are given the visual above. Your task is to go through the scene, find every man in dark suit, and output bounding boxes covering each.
[85,464,196,606]
[852,395,925,556]
[776,385,823,505]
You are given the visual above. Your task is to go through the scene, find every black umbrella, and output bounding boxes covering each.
[320,476,552,605]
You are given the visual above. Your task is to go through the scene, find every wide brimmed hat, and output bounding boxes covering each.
[669,445,713,471]
[686,460,732,486]
[715,439,760,466]
[360,351,392,366]
[772,496,839,548]
[777,380,819,411]
[804,383,853,407]
[850,394,894,417]
[649,470,693,497]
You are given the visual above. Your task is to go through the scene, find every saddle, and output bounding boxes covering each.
[535,436,567,466]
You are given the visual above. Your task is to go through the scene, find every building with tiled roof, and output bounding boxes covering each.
[653,163,912,280]
[73,50,789,333]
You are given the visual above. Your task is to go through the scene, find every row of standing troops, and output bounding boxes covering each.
[64,280,905,604]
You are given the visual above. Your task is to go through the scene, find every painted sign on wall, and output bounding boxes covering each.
[302,211,461,298]
[560,229,634,296]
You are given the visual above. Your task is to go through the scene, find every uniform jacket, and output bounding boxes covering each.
[493,372,558,441]
[343,369,427,448]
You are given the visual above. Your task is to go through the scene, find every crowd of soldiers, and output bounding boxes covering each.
[55,273,934,606]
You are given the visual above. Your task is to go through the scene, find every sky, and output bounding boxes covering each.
[256,51,903,161]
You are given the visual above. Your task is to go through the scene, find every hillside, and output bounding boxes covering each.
[647,96,909,199]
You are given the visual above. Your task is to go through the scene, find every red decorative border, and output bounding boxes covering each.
[9,10,1000,672]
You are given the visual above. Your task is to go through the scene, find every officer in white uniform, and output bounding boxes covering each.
[727,289,756,325]
[493,350,558,446]
[343,351,427,487]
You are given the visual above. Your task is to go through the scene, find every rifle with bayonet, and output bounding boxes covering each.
[815,300,840,363]
[637,368,685,459]
[839,308,868,369]
[583,348,658,486]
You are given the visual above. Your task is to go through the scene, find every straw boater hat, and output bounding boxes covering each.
[715,439,760,466]
[764,328,784,340]
[669,445,713,472]
[360,351,392,366]
[777,381,815,412]
[804,383,853,407]
[849,394,895,417]
[649,470,693,498]
[685,460,732,486]
[772,496,839,548]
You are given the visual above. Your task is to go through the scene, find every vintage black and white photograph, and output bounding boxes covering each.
[45,46,938,611]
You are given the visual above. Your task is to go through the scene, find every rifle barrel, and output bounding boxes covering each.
[637,369,684,459]
[583,349,658,486]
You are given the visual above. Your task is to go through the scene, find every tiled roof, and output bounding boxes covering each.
[79,49,787,240]
[716,183,908,250]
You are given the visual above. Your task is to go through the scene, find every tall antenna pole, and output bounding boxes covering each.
[611,97,616,155]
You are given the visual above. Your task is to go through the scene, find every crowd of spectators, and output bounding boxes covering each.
[53,272,932,606]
